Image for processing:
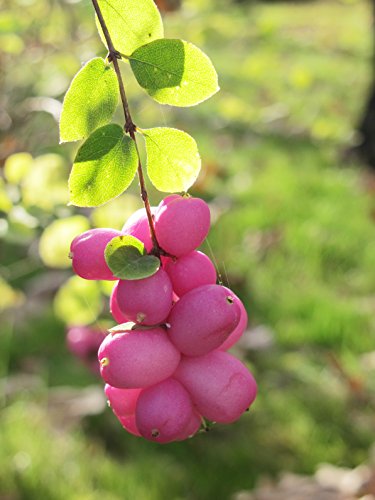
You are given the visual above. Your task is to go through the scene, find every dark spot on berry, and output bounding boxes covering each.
[151,429,160,438]
[226,296,234,304]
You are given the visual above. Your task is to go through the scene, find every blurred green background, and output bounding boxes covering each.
[1,0,375,498]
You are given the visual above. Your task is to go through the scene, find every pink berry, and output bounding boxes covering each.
[66,325,105,358]
[176,411,202,441]
[135,378,194,443]
[167,284,241,356]
[70,228,120,280]
[118,414,141,437]
[105,384,141,417]
[157,194,180,210]
[109,282,129,324]
[116,268,173,325]
[218,291,248,351]
[98,328,180,388]
[175,351,257,424]
[155,196,210,257]
[165,251,217,297]
[122,207,157,252]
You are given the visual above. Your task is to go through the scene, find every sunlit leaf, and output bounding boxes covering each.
[0,178,12,213]
[39,216,90,268]
[143,127,201,192]
[130,39,219,107]
[69,124,138,207]
[60,58,118,143]
[4,152,33,184]
[54,276,102,325]
[91,194,142,230]
[96,0,163,56]
[105,235,160,280]
[0,277,24,312]
[22,154,69,211]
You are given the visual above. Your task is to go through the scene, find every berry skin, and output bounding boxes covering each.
[135,378,194,443]
[175,351,257,424]
[155,195,210,257]
[105,384,141,417]
[218,291,248,351]
[118,414,141,437]
[70,228,120,280]
[98,328,180,389]
[167,284,241,356]
[165,251,217,297]
[116,268,173,325]
[109,281,129,324]
[122,207,157,252]
[176,410,202,441]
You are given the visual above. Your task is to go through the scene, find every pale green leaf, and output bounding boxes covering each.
[96,0,163,56]
[108,322,137,334]
[22,154,69,211]
[105,235,160,280]
[60,58,118,143]
[91,194,142,230]
[143,127,201,192]
[4,152,33,184]
[0,178,12,213]
[129,39,219,107]
[54,276,102,325]
[69,124,138,207]
[0,277,24,312]
[39,215,90,268]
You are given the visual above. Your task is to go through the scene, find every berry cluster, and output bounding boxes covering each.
[69,195,257,443]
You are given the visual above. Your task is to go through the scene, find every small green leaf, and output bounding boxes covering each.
[129,39,219,107]
[0,277,24,312]
[108,322,137,334]
[105,235,160,280]
[96,0,163,56]
[60,58,118,143]
[92,194,142,230]
[54,276,102,326]
[22,154,69,210]
[69,124,138,207]
[39,216,90,269]
[0,178,12,213]
[4,152,33,184]
[143,127,201,192]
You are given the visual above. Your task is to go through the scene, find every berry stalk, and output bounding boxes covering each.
[91,0,161,256]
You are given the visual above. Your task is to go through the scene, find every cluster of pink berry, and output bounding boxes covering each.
[69,195,257,443]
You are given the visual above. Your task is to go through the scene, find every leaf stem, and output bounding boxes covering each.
[91,0,161,256]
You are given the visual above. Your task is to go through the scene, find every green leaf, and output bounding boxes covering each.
[104,235,160,280]
[143,127,201,192]
[92,194,142,230]
[0,277,24,312]
[4,152,33,183]
[69,124,138,207]
[129,39,219,107]
[22,154,69,211]
[96,0,163,56]
[0,178,12,213]
[54,276,102,326]
[108,322,137,334]
[60,58,118,143]
[39,216,90,269]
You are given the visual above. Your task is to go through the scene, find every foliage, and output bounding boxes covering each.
[105,235,160,280]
